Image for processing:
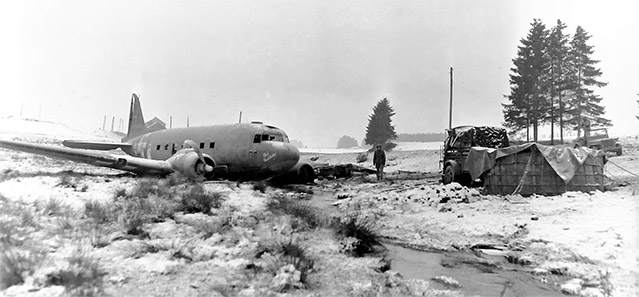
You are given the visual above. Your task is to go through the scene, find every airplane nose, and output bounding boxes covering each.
[282,143,300,167]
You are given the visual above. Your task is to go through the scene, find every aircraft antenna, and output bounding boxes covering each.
[239,111,242,123]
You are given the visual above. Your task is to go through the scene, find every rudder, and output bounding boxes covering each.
[124,93,146,141]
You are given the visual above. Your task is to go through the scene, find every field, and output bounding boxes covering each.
[0,118,637,297]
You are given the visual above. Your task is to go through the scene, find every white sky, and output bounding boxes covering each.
[1,0,637,147]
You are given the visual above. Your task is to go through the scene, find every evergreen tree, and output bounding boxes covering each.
[364,98,397,146]
[503,19,550,141]
[565,26,610,136]
[336,135,358,148]
[546,19,571,144]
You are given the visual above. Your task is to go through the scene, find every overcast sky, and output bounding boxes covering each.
[1,0,637,147]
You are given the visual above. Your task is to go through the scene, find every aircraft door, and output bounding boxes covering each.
[248,134,261,168]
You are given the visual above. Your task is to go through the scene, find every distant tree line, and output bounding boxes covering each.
[396,133,446,142]
[503,19,609,143]
[336,135,358,148]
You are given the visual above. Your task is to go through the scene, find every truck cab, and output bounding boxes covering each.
[441,126,509,186]
[576,127,622,156]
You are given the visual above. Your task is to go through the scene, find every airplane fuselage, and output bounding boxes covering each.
[123,122,300,179]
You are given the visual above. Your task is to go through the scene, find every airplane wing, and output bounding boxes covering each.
[0,139,172,176]
[62,140,133,151]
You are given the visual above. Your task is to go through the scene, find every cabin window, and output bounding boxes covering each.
[253,134,261,143]
[209,142,215,148]
[156,145,160,150]
[164,144,169,150]
[200,142,205,149]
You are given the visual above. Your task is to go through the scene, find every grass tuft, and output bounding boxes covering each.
[330,215,381,257]
[253,181,268,193]
[267,195,322,230]
[263,238,315,289]
[179,185,223,214]
[0,246,45,289]
[47,250,105,296]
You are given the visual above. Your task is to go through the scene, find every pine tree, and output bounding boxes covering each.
[503,19,550,141]
[364,98,397,146]
[565,26,610,137]
[546,19,571,144]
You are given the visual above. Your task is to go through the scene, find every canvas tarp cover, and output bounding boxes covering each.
[466,143,604,183]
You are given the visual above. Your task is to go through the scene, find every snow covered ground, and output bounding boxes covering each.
[0,118,638,296]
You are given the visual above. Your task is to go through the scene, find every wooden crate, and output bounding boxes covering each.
[483,146,605,196]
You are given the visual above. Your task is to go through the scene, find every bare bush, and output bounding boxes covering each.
[330,214,381,257]
[267,195,322,230]
[47,250,105,296]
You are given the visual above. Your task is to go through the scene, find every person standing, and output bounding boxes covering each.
[373,144,386,181]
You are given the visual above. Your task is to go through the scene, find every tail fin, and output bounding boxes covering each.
[123,94,146,141]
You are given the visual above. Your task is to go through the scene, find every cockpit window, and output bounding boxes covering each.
[255,133,286,143]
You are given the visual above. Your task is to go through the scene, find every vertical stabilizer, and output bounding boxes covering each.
[123,94,146,142]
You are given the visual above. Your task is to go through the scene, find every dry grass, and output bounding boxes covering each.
[47,250,105,296]
[266,194,322,230]
[330,214,381,257]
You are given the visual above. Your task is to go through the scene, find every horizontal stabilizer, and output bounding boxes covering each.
[62,140,132,151]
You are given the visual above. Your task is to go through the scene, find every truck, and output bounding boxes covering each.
[441,126,510,186]
[575,127,622,156]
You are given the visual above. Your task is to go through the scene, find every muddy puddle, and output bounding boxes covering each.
[387,245,563,296]
[307,190,563,297]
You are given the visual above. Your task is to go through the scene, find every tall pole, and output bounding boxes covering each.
[111,116,115,131]
[238,111,242,123]
[170,116,173,129]
[102,115,106,130]
[448,67,453,129]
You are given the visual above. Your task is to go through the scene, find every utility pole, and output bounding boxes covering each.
[111,116,115,131]
[448,67,453,130]
[170,116,173,128]
[187,116,190,128]
[238,111,242,123]
[102,116,107,130]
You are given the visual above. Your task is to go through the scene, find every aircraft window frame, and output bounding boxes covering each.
[262,134,270,141]
[200,142,205,149]
[253,134,261,143]
[209,142,215,149]
[156,145,161,150]
[164,144,169,150]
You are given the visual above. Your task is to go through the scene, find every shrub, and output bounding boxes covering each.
[47,251,105,296]
[116,199,151,237]
[83,200,112,224]
[330,215,381,257]
[38,198,67,217]
[179,185,223,214]
[267,195,322,230]
[263,238,315,289]
[253,181,268,193]
[0,246,45,289]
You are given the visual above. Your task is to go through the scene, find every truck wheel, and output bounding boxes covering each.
[443,165,455,184]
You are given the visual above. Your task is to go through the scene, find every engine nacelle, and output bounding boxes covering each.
[273,161,316,184]
[166,149,216,179]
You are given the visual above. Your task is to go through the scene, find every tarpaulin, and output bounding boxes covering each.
[466,143,604,182]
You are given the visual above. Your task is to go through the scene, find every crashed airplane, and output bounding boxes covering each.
[0,94,315,183]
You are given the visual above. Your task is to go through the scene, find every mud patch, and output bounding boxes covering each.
[387,244,565,297]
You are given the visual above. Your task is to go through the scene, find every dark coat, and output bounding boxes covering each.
[373,150,386,167]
